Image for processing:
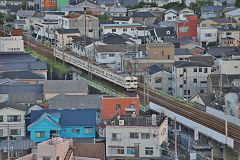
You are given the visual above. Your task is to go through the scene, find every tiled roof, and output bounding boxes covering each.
[73,143,105,160]
[112,16,131,21]
[16,10,35,17]
[11,29,23,36]
[30,109,97,126]
[103,33,129,44]
[56,29,80,34]
[225,8,240,16]
[147,64,171,75]
[218,26,239,31]
[96,44,127,52]
[30,61,47,70]
[173,61,211,68]
[109,6,127,13]
[132,11,156,18]
[174,48,191,55]
[0,71,45,79]
[8,93,43,104]
[6,4,21,13]
[72,36,94,46]
[189,56,214,65]
[201,5,226,12]
[0,84,43,94]
[43,80,88,93]
[63,12,81,18]
[206,46,240,57]
[154,27,176,37]
[0,101,27,111]
[48,94,102,110]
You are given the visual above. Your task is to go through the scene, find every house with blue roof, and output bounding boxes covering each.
[28,109,96,142]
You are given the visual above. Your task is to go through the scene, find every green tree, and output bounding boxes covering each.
[6,14,16,22]
[162,2,187,9]
[235,0,240,7]
[98,12,110,21]
[190,0,213,17]
[22,1,33,10]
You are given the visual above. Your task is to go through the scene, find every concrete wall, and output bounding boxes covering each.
[197,27,217,43]
[219,58,240,75]
[0,107,26,137]
[0,36,24,52]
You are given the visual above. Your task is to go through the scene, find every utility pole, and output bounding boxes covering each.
[3,14,5,37]
[174,117,178,160]
[7,125,10,160]
[54,29,56,62]
[143,18,146,44]
[84,7,87,58]
[47,19,50,46]
[61,17,65,66]
[211,148,214,160]
[89,31,95,79]
[225,100,228,145]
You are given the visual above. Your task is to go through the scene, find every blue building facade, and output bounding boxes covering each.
[28,109,96,142]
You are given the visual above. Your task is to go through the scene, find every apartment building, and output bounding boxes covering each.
[172,61,212,99]
[105,115,168,159]
[197,27,217,46]
[55,29,80,49]
[218,26,240,45]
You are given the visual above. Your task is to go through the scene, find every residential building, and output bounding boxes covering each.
[19,137,105,160]
[43,80,88,100]
[164,8,194,21]
[62,12,99,38]
[28,109,96,142]
[205,46,240,58]
[0,71,45,84]
[180,40,204,56]
[102,33,139,45]
[14,10,35,31]
[188,93,215,108]
[225,8,240,26]
[220,37,239,47]
[109,6,127,17]
[105,115,168,159]
[175,15,197,41]
[0,138,36,159]
[218,57,240,75]
[101,95,140,121]
[218,26,240,45]
[146,64,172,94]
[0,101,26,137]
[149,27,176,42]
[100,23,143,38]
[55,29,80,49]
[74,0,99,9]
[112,17,133,24]
[197,27,217,46]
[131,11,157,26]
[174,48,192,61]
[0,33,24,52]
[200,5,226,19]
[172,61,212,99]
[199,17,237,28]
[46,94,102,124]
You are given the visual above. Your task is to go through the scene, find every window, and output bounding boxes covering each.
[234,66,238,69]
[131,28,134,31]
[200,89,204,93]
[145,147,153,155]
[123,28,127,32]
[179,26,189,33]
[168,77,172,80]
[130,104,135,108]
[108,146,124,154]
[204,68,208,73]
[127,147,135,154]
[10,129,21,135]
[0,129,3,136]
[112,133,121,141]
[184,80,186,84]
[72,129,75,133]
[194,79,197,83]
[155,77,162,83]
[183,68,186,72]
[76,129,80,134]
[85,127,93,134]
[130,133,139,139]
[42,157,50,160]
[180,85,183,88]
[7,115,21,122]
[161,51,164,56]
[36,131,44,138]
[112,29,116,32]
[56,156,59,160]
[227,32,232,35]
[155,51,157,57]
[141,133,150,139]
[184,90,187,95]
[205,33,212,37]
[199,68,202,72]
[101,54,106,59]
[180,74,183,77]
[188,90,190,95]
[109,54,114,57]
[167,17,172,20]
[202,24,206,27]
[116,104,121,110]
[194,68,197,72]
[168,55,170,59]
[0,116,3,122]
[89,29,93,32]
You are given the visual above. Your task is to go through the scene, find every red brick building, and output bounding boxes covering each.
[176,15,197,41]
[102,95,140,121]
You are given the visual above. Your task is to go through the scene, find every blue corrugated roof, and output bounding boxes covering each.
[30,109,96,126]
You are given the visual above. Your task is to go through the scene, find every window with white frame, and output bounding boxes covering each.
[112,133,121,141]
[145,147,153,155]
[85,127,93,134]
[101,54,106,59]
[36,131,44,138]
[179,26,189,33]
[205,33,212,37]
[7,115,21,122]
[10,129,21,135]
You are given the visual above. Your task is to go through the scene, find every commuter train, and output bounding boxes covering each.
[55,51,138,91]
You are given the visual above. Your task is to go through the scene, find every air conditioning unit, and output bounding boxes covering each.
[119,120,124,125]
[111,121,115,125]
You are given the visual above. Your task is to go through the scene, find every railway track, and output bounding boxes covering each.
[137,86,240,145]
[1,26,240,146]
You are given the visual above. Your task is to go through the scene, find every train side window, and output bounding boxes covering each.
[126,80,131,82]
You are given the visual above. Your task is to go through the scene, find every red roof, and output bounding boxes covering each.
[11,29,23,36]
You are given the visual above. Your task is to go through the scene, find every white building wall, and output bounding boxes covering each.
[96,52,122,70]
[179,11,194,21]
[101,27,137,37]
[197,27,217,44]
[164,12,177,21]
[106,119,168,158]
[0,107,26,137]
[0,36,24,52]
[172,66,212,99]
[219,58,240,75]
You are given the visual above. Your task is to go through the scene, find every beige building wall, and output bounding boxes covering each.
[56,32,81,48]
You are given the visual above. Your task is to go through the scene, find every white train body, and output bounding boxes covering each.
[55,51,138,91]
